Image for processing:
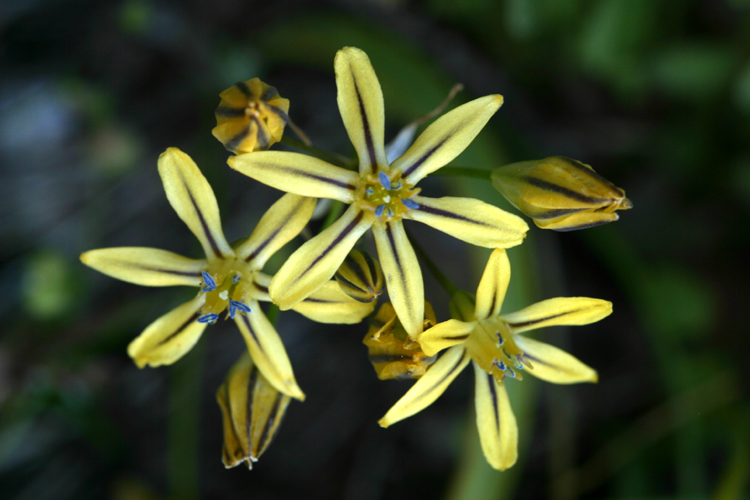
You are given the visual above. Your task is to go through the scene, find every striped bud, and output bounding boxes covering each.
[491,156,632,231]
[212,78,290,154]
[216,352,292,469]
[335,249,384,303]
[363,302,437,380]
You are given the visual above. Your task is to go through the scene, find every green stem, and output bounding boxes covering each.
[432,166,492,181]
[408,232,459,296]
[280,135,354,169]
[265,303,280,326]
[320,201,345,232]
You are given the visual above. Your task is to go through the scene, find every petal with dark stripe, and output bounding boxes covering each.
[417,319,476,357]
[268,205,372,309]
[158,148,234,261]
[234,302,305,400]
[229,151,359,203]
[408,195,528,249]
[474,249,511,320]
[334,47,387,175]
[390,95,504,184]
[513,335,598,384]
[473,361,518,470]
[236,193,316,269]
[127,293,207,368]
[291,281,375,324]
[372,220,424,337]
[501,297,612,334]
[378,345,470,427]
[81,247,205,287]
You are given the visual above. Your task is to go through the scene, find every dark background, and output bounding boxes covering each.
[1,0,749,499]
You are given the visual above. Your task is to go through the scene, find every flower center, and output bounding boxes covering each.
[467,318,534,385]
[357,171,420,220]
[197,259,255,324]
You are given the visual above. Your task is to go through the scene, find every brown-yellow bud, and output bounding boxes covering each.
[212,78,290,154]
[335,249,384,303]
[491,156,632,231]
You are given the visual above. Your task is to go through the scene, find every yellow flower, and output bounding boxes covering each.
[379,249,612,470]
[217,352,291,469]
[80,147,373,400]
[335,249,384,303]
[363,302,438,380]
[212,78,290,154]
[491,156,632,231]
[229,47,529,337]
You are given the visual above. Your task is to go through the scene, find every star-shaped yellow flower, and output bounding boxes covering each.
[81,147,373,400]
[229,47,529,337]
[378,249,612,470]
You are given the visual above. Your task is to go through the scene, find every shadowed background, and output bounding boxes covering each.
[1,0,749,499]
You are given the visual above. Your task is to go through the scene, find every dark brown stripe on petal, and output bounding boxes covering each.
[343,254,373,292]
[257,392,283,455]
[362,251,379,284]
[334,273,367,293]
[402,137,449,179]
[245,198,307,263]
[235,81,252,97]
[441,333,470,341]
[245,365,258,455]
[241,315,264,354]
[351,68,377,172]
[420,351,467,400]
[253,282,269,294]
[369,354,410,363]
[135,265,202,278]
[266,165,356,191]
[487,286,497,319]
[551,219,615,232]
[523,177,601,205]
[215,107,246,118]
[249,115,269,149]
[260,86,279,101]
[224,382,245,461]
[384,222,415,318]
[532,208,588,220]
[415,202,491,227]
[486,372,501,432]
[562,157,620,191]
[300,297,335,304]
[225,124,251,152]
[263,104,289,124]
[506,309,585,330]
[298,211,364,279]
[158,312,200,346]
[185,183,223,258]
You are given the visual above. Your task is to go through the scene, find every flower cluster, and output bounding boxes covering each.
[81,46,629,471]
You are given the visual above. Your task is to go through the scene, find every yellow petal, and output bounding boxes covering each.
[235,193,316,269]
[501,297,613,334]
[417,319,476,357]
[216,352,292,469]
[473,361,518,470]
[474,249,511,320]
[127,294,207,368]
[158,148,234,261]
[80,247,205,287]
[372,220,424,337]
[234,301,305,400]
[228,151,359,203]
[379,345,470,427]
[291,280,375,324]
[513,335,598,384]
[334,46,388,175]
[408,196,528,249]
[535,210,620,232]
[250,272,272,302]
[269,205,372,309]
[390,95,504,184]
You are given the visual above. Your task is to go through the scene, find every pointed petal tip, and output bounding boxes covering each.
[493,94,504,106]
[377,417,391,428]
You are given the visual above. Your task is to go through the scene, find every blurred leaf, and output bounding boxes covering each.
[22,250,82,321]
[119,0,153,35]
[732,60,750,113]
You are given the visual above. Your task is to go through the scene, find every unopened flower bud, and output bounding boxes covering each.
[491,156,632,231]
[335,249,384,303]
[212,78,290,154]
[363,302,437,380]
[216,353,291,469]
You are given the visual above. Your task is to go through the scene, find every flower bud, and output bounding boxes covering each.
[212,78,290,154]
[491,156,632,231]
[363,302,437,380]
[216,352,292,469]
[335,249,384,303]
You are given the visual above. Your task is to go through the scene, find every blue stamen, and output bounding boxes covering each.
[506,368,517,379]
[401,198,419,209]
[197,313,219,324]
[233,275,241,283]
[366,187,374,196]
[374,205,385,218]
[496,332,504,346]
[378,172,391,190]
[386,207,393,217]
[391,182,402,190]
[496,360,507,371]
[230,300,251,313]
[201,271,216,292]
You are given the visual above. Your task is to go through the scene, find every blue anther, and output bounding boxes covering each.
[366,187,374,196]
[230,300,251,313]
[506,368,517,379]
[386,207,394,217]
[201,271,216,292]
[401,198,419,209]
[233,275,241,283]
[197,313,219,324]
[496,360,507,371]
[496,332,504,346]
[378,172,391,190]
[374,205,385,218]
[391,182,402,190]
